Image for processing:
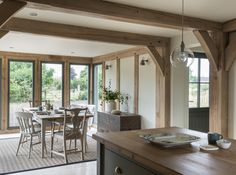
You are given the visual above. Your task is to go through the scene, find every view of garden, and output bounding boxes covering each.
[9,61,90,127]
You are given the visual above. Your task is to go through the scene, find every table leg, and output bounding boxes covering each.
[41,119,47,158]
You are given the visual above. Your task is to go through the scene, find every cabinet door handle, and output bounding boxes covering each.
[114,166,122,174]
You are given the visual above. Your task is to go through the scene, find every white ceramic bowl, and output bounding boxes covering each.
[216,139,231,149]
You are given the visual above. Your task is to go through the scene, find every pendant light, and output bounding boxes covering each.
[170,0,194,67]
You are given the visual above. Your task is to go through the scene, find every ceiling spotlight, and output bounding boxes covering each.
[29,12,38,17]
[140,58,148,66]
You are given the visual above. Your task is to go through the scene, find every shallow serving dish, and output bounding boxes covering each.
[139,133,201,147]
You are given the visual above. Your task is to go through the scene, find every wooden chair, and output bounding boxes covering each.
[50,107,88,163]
[16,112,46,158]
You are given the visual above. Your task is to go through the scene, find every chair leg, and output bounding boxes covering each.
[63,139,68,164]
[16,134,23,156]
[74,139,77,149]
[28,135,33,159]
[69,139,72,149]
[44,142,47,154]
[50,134,54,158]
[81,138,84,160]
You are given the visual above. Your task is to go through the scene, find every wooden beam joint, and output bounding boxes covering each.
[146,46,165,76]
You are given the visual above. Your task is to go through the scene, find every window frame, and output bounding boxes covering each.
[189,52,209,108]
[8,59,35,129]
[69,63,90,105]
[40,61,65,108]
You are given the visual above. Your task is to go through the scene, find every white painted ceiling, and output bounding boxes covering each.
[1,0,236,56]
[0,31,133,57]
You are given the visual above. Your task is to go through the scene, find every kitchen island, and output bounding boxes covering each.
[92,127,236,175]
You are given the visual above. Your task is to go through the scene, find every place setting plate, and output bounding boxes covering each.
[139,132,201,147]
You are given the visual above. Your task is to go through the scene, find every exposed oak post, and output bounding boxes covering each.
[34,59,41,107]
[211,32,228,137]
[102,62,106,111]
[134,54,139,114]
[146,44,171,127]
[195,30,228,136]
[89,63,94,104]
[2,57,8,130]
[193,30,219,71]
[64,60,70,107]
[116,58,120,110]
[0,0,26,28]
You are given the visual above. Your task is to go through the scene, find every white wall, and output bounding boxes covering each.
[229,58,236,139]
[120,57,135,113]
[105,60,117,90]
[104,53,156,129]
[138,54,156,129]
[170,31,200,128]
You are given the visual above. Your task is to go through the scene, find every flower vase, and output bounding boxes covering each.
[105,100,116,113]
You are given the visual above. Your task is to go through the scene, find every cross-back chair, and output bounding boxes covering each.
[50,107,88,163]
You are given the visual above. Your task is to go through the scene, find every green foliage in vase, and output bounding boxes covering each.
[101,81,128,104]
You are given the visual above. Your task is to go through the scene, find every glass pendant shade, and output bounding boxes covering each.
[170,0,194,68]
[170,41,194,67]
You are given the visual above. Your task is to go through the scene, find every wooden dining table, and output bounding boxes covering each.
[33,111,93,158]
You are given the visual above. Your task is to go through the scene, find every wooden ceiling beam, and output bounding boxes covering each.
[223,19,236,33]
[0,30,8,38]
[193,30,219,71]
[2,18,168,46]
[20,0,222,31]
[0,0,26,28]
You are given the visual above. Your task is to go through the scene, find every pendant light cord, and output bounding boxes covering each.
[181,0,184,42]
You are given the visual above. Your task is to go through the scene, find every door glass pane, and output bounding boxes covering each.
[189,58,199,82]
[93,64,102,124]
[70,65,89,105]
[189,83,198,108]
[200,59,209,82]
[41,63,63,108]
[9,61,33,127]
[200,84,209,107]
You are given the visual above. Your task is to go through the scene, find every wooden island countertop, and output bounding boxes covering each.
[92,127,236,175]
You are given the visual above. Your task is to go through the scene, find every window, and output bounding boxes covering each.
[70,64,89,105]
[41,62,64,109]
[8,60,34,127]
[189,53,209,108]
[93,64,103,124]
